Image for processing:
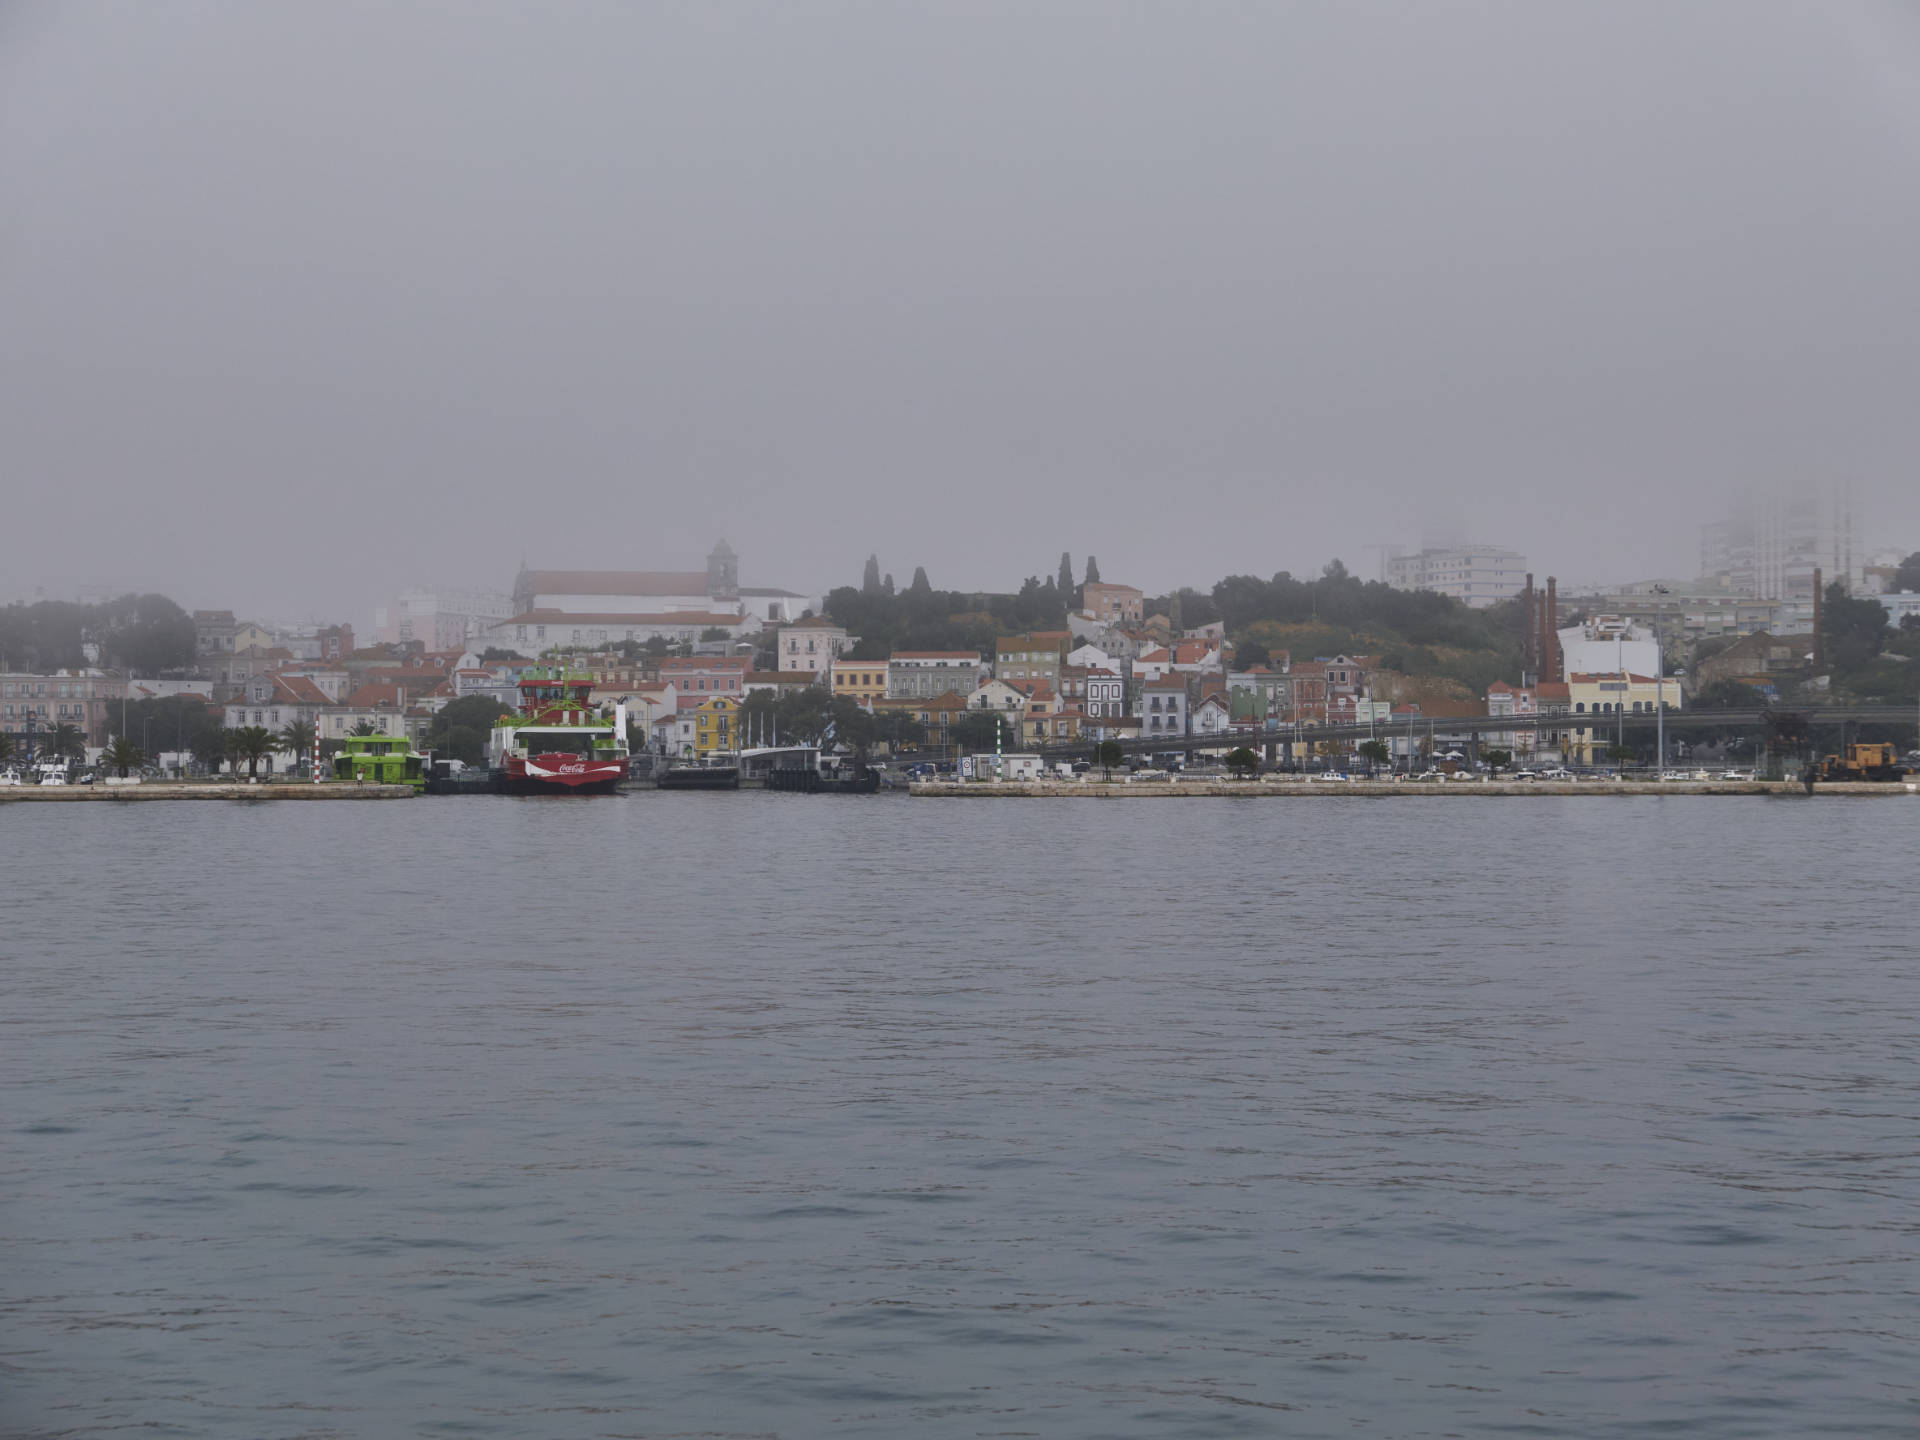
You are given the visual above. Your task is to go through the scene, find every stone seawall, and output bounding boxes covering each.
[0,783,416,802]
[909,779,1920,798]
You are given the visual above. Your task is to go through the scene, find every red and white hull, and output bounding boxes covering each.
[504,752,627,795]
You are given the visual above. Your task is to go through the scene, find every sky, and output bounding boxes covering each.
[5,0,1920,626]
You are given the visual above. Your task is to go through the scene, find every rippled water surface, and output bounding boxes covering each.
[5,793,1919,1438]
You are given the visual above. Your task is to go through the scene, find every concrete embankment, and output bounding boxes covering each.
[0,783,415,802]
[909,779,1920,798]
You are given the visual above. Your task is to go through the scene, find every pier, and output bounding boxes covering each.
[909,778,1920,798]
[0,782,415,802]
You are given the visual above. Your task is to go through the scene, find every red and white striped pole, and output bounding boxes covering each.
[312,724,320,784]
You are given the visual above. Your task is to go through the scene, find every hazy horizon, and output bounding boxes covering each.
[7,1,1920,627]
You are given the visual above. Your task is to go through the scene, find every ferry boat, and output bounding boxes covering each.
[489,667,629,796]
[332,734,427,790]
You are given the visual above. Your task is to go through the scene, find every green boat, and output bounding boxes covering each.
[332,734,426,790]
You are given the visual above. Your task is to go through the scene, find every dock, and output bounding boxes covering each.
[909,778,1920,798]
[0,782,416,802]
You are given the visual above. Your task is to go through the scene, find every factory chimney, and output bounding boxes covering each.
[1522,573,1536,681]
[1545,576,1561,681]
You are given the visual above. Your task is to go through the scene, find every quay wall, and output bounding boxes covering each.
[0,783,415,803]
[908,779,1920,799]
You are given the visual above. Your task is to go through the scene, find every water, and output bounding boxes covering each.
[5,793,1918,1438]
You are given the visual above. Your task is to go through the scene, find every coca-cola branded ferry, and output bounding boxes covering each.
[488,667,630,796]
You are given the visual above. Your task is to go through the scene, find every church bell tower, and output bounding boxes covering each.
[707,540,739,603]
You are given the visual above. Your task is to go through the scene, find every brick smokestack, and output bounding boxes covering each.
[1522,572,1535,676]
[1546,575,1561,681]
[1812,566,1824,669]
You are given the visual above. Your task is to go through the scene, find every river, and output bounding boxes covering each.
[5,793,1917,1438]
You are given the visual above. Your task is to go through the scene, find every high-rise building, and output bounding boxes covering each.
[373,587,515,649]
[1699,486,1861,600]
[1385,545,1528,608]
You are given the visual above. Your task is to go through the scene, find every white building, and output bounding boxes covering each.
[778,617,851,674]
[1386,545,1529,608]
[1699,487,1862,600]
[374,587,514,649]
[886,651,986,700]
[1878,592,1920,627]
[1558,617,1661,680]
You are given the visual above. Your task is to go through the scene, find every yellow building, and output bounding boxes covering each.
[692,696,740,757]
[1566,671,1681,764]
[830,658,888,709]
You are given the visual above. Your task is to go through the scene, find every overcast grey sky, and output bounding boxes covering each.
[5,0,1919,623]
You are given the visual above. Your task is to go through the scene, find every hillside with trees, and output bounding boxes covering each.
[0,594,196,674]
[822,555,1527,694]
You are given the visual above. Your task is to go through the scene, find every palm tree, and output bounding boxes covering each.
[278,718,316,776]
[348,720,380,737]
[233,725,275,779]
[103,736,144,777]
[0,732,14,769]
[44,722,84,764]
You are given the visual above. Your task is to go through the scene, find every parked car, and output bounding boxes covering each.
[1510,770,1539,782]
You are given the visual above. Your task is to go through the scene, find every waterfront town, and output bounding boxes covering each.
[5,490,1920,787]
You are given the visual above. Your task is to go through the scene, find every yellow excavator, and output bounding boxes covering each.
[1815,742,1912,783]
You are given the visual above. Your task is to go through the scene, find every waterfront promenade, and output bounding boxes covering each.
[0,782,414,802]
[910,777,1920,798]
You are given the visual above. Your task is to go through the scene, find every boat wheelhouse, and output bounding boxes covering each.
[488,666,629,795]
[332,734,426,789]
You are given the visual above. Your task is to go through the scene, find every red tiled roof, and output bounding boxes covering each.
[519,569,709,598]
[501,609,744,628]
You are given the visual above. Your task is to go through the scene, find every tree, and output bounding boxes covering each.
[883,573,895,596]
[1604,744,1636,766]
[0,592,195,674]
[232,725,275,778]
[871,708,924,754]
[348,720,380,737]
[739,685,835,748]
[0,732,14,768]
[1094,738,1124,780]
[1225,745,1259,778]
[909,566,931,595]
[1821,579,1890,676]
[277,719,316,774]
[103,736,143,778]
[827,695,877,761]
[699,626,732,641]
[424,696,507,767]
[43,723,84,763]
[1084,555,1101,585]
[950,709,1007,754]
[1893,551,1920,594]
[1233,639,1270,671]
[1058,552,1074,594]
[192,728,231,775]
[1356,739,1391,774]
[1482,747,1512,776]
[862,554,882,595]
[479,646,527,662]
